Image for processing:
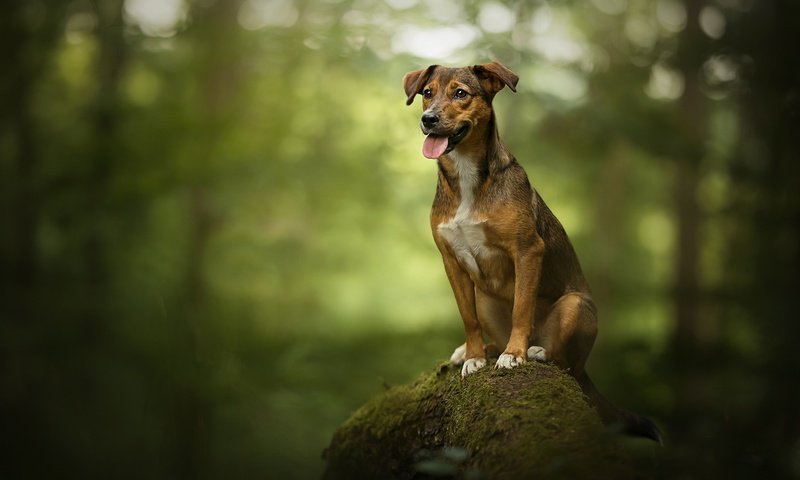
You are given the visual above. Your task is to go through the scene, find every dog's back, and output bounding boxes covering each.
[404,62,662,443]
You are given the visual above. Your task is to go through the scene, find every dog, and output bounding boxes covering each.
[403,61,661,443]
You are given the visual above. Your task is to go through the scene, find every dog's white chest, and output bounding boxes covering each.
[437,216,490,278]
[436,152,501,283]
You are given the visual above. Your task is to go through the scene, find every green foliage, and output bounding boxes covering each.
[1,0,799,479]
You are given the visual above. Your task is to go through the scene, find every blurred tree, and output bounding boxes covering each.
[85,0,126,334]
[170,0,244,476]
[0,2,70,477]
[667,0,714,459]
[0,1,67,313]
[663,0,800,476]
[672,0,710,351]
[1,0,799,478]
[725,0,800,475]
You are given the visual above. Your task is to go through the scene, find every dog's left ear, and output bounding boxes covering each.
[403,65,438,105]
[472,61,519,97]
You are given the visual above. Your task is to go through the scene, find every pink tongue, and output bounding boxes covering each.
[422,134,448,159]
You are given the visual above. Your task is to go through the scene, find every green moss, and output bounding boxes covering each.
[323,365,452,478]
[323,362,644,480]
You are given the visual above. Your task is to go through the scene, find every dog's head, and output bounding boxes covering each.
[403,62,518,159]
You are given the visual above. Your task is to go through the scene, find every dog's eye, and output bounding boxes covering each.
[454,88,468,99]
[423,88,433,98]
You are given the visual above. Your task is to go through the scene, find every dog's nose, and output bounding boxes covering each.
[421,112,440,129]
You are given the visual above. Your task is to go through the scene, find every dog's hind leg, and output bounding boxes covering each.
[529,292,597,376]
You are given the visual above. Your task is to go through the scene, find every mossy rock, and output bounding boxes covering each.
[322,361,645,480]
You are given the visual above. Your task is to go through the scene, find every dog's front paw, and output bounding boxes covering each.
[461,357,487,377]
[495,353,525,369]
[527,345,548,362]
[449,343,467,365]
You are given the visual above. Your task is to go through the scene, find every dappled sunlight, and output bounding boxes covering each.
[4,0,799,478]
[526,5,590,65]
[645,62,685,100]
[527,65,588,103]
[237,0,299,30]
[699,5,726,39]
[124,0,186,37]
[391,24,480,60]
[655,0,687,33]
[477,2,516,33]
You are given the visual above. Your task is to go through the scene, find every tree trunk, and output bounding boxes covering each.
[671,1,710,351]
[84,0,126,329]
[0,1,68,314]
[667,1,713,448]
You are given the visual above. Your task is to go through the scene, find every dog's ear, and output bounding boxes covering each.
[403,65,438,105]
[472,61,519,97]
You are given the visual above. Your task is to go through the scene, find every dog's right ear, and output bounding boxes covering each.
[403,65,438,105]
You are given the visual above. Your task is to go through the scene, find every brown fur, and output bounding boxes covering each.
[403,62,662,443]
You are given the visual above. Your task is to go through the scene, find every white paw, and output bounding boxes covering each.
[495,353,525,369]
[449,343,467,365]
[527,345,547,362]
[461,357,487,377]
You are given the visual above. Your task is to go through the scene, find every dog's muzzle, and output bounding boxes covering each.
[420,123,470,159]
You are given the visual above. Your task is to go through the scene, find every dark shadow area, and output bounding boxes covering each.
[1,1,798,478]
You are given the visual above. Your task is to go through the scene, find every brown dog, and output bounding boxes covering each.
[403,61,661,442]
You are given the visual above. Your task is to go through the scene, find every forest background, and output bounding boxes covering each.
[2,0,799,478]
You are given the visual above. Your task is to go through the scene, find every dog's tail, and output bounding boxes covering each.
[576,371,663,444]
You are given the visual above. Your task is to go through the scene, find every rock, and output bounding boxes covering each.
[323,361,644,479]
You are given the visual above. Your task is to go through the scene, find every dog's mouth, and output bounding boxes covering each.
[422,124,470,159]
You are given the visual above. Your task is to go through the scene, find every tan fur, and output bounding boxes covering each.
[404,62,595,374]
[403,62,661,442]
[403,61,662,443]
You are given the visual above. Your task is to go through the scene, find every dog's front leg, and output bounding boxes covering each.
[497,236,544,369]
[440,252,486,377]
